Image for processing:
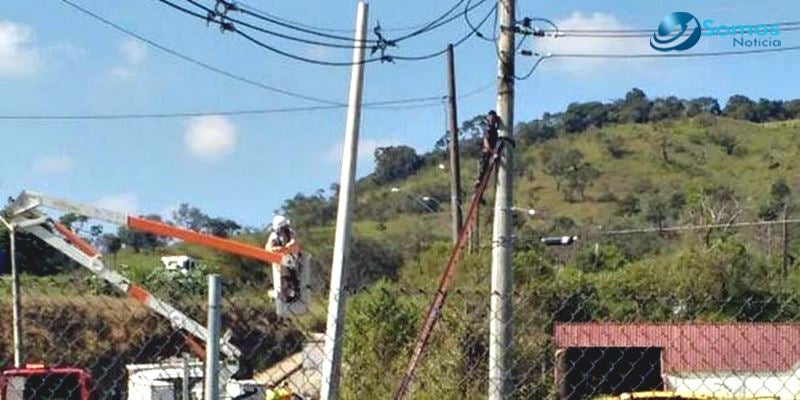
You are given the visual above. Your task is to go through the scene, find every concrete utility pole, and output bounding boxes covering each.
[321,2,368,399]
[446,44,463,244]
[489,0,515,397]
[1,216,23,368]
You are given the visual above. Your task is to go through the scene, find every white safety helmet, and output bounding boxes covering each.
[272,215,290,230]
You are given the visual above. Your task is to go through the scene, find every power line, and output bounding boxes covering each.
[0,105,344,121]
[158,0,388,65]
[549,25,800,38]
[549,45,800,58]
[236,1,379,42]
[180,0,368,49]
[464,0,497,42]
[0,81,496,121]
[58,0,476,109]
[236,0,454,34]
[537,20,800,34]
[392,2,497,61]
[591,218,800,236]
[58,0,342,106]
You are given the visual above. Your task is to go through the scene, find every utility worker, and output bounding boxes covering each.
[266,215,302,302]
[476,110,501,187]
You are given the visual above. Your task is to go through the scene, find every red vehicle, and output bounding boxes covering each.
[0,364,91,400]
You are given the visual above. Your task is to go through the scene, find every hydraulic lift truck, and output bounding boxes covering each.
[1,190,311,399]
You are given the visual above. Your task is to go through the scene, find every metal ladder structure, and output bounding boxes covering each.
[394,151,502,399]
[5,190,300,376]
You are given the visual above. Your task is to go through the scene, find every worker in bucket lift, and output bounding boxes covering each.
[266,215,302,303]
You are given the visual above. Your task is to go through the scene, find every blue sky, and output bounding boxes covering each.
[1,0,799,227]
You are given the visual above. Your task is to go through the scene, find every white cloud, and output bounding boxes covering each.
[532,12,651,75]
[120,39,146,65]
[95,192,139,214]
[325,138,400,164]
[0,20,42,78]
[31,155,74,175]
[110,39,146,80]
[184,115,238,161]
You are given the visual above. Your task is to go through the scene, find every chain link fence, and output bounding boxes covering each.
[3,212,800,400]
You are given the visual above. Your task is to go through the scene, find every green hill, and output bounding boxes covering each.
[5,90,800,399]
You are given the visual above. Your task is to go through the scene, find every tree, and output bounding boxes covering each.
[612,88,651,124]
[723,95,757,121]
[785,99,800,119]
[708,130,741,156]
[685,97,721,117]
[118,214,165,252]
[755,98,787,122]
[59,213,88,231]
[343,281,418,398]
[542,147,584,191]
[564,162,600,202]
[563,101,608,133]
[759,179,792,220]
[279,189,336,228]
[205,217,241,238]
[372,145,423,184]
[516,119,556,143]
[649,96,684,121]
[173,203,208,231]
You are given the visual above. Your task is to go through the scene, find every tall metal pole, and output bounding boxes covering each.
[321,3,368,399]
[204,275,222,400]
[489,0,515,397]
[2,216,23,368]
[446,44,463,244]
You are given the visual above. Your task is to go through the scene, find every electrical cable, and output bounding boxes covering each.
[0,81,495,121]
[0,105,344,121]
[159,0,388,65]
[549,25,800,38]
[464,0,497,42]
[181,0,368,49]
[58,0,343,106]
[236,2,377,43]
[515,54,549,81]
[392,2,497,61]
[537,20,800,35]
[389,0,469,43]
[550,45,800,58]
[237,0,452,34]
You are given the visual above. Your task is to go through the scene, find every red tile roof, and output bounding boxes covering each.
[554,323,800,373]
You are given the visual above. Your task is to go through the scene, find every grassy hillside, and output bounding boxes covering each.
[5,111,800,399]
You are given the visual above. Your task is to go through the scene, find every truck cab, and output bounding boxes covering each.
[0,364,91,400]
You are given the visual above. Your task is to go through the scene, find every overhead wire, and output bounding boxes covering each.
[159,0,388,65]
[391,2,497,61]
[236,0,451,34]
[0,80,496,121]
[464,0,497,42]
[58,0,477,109]
[537,20,800,35]
[549,45,800,58]
[58,0,342,106]
[180,0,368,49]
